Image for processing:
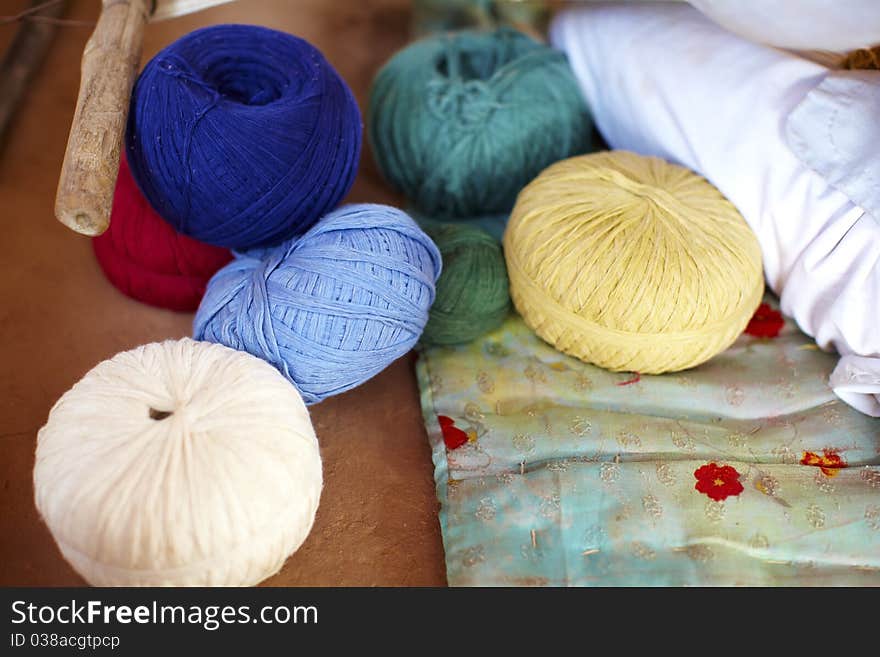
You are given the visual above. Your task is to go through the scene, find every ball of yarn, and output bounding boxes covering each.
[126,24,362,250]
[194,203,442,404]
[33,339,322,587]
[421,222,510,345]
[503,151,764,374]
[368,27,593,219]
[92,156,233,312]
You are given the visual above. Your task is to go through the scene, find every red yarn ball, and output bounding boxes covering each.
[93,156,233,312]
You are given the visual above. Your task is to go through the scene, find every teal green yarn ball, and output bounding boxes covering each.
[422,222,510,345]
[368,27,593,219]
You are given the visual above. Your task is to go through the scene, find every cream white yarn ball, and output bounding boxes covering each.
[33,338,323,587]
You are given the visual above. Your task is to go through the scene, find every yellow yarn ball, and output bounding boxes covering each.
[503,151,764,374]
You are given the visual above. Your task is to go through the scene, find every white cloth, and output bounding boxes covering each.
[567,0,880,51]
[688,0,880,52]
[152,0,234,21]
[551,2,880,416]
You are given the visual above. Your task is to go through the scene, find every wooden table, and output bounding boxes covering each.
[0,0,447,587]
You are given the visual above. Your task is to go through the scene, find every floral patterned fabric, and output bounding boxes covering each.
[415,296,880,586]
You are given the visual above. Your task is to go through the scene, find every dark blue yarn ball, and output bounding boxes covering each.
[126,24,362,250]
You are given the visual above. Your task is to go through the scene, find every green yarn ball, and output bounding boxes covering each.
[422,223,510,345]
[368,27,593,220]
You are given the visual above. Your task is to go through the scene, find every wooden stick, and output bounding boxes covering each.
[0,1,70,153]
[54,0,151,236]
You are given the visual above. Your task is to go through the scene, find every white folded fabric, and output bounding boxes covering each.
[551,2,880,416]
[688,0,880,52]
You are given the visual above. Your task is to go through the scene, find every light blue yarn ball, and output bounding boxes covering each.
[193,204,442,404]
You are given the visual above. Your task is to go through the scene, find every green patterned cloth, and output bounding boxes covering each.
[416,296,880,586]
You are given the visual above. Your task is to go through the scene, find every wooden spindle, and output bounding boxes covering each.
[54,0,151,236]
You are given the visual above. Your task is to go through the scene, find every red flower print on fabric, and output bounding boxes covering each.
[438,415,468,450]
[694,462,744,501]
[745,303,784,338]
[801,450,846,477]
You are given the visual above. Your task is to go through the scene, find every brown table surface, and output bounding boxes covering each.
[0,0,447,587]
